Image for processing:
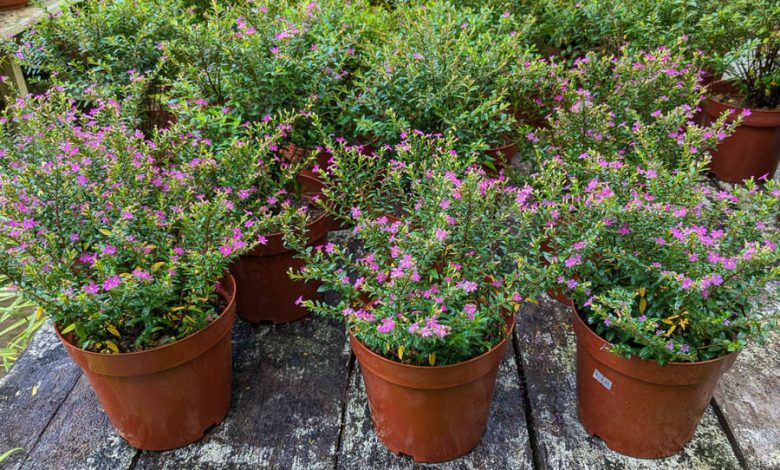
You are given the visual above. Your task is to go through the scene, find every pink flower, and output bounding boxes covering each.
[102,275,121,291]
[377,317,395,333]
[219,244,233,257]
[132,268,153,281]
[295,296,303,306]
[350,206,362,219]
[83,283,99,295]
[464,303,477,320]
[102,245,117,256]
[564,254,581,267]
[435,228,448,241]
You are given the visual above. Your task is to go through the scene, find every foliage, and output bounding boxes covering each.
[348,1,537,158]
[0,88,262,353]
[0,276,41,371]
[291,138,545,366]
[719,0,780,109]
[530,46,718,170]
[11,0,192,101]
[177,0,389,147]
[531,121,780,364]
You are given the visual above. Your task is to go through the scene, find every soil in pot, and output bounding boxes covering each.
[702,81,780,183]
[230,172,329,323]
[56,275,237,451]
[350,315,514,463]
[571,308,738,458]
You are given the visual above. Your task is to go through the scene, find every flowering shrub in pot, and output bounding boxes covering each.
[171,102,329,323]
[532,126,779,457]
[291,144,543,462]
[178,0,388,150]
[527,46,727,180]
[348,1,537,169]
[0,89,262,450]
[11,0,191,115]
[701,1,780,182]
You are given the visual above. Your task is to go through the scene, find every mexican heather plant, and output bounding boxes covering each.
[11,0,191,99]
[349,1,536,158]
[291,144,544,366]
[533,142,780,364]
[180,0,388,146]
[0,89,262,353]
[530,46,733,170]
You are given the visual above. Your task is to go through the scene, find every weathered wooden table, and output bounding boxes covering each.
[0,285,776,469]
[0,0,63,98]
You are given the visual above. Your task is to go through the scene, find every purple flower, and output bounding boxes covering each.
[219,244,233,257]
[102,244,117,256]
[564,254,582,267]
[377,317,395,333]
[680,344,690,353]
[132,268,152,281]
[458,280,478,293]
[666,341,675,350]
[102,275,121,291]
[83,283,99,295]
[464,303,477,320]
[350,206,362,219]
[435,228,448,241]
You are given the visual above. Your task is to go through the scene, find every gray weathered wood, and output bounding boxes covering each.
[515,297,743,470]
[337,345,534,470]
[714,328,780,470]
[0,324,81,469]
[17,374,138,470]
[133,315,351,470]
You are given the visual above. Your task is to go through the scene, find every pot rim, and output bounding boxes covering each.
[485,140,518,153]
[350,314,515,371]
[703,80,780,127]
[55,274,236,360]
[572,306,738,385]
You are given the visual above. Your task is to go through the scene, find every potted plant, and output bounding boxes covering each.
[291,143,543,462]
[12,0,190,119]
[701,1,780,182]
[532,117,780,457]
[0,89,261,450]
[178,0,388,153]
[348,1,537,170]
[172,101,329,324]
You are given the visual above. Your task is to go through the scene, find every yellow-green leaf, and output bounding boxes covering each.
[639,298,647,314]
[638,287,646,297]
[105,340,119,353]
[106,324,121,338]
[60,323,76,335]
[35,306,44,320]
[151,262,165,270]
[428,352,436,366]
[99,229,112,236]
[397,346,405,360]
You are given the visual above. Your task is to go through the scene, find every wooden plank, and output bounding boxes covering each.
[133,316,351,469]
[714,328,780,470]
[0,324,81,469]
[516,298,743,470]
[0,0,64,39]
[337,345,534,470]
[17,374,138,470]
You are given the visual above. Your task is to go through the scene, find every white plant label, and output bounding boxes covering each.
[592,368,612,391]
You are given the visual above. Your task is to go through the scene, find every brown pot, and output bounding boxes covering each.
[0,0,29,10]
[55,275,237,450]
[572,309,738,458]
[231,173,329,323]
[483,142,518,174]
[703,81,780,183]
[350,315,514,463]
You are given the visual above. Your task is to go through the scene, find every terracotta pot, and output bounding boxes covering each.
[350,316,514,463]
[572,309,738,458]
[483,142,517,174]
[55,275,237,450]
[0,0,29,10]
[702,81,780,183]
[231,173,329,323]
